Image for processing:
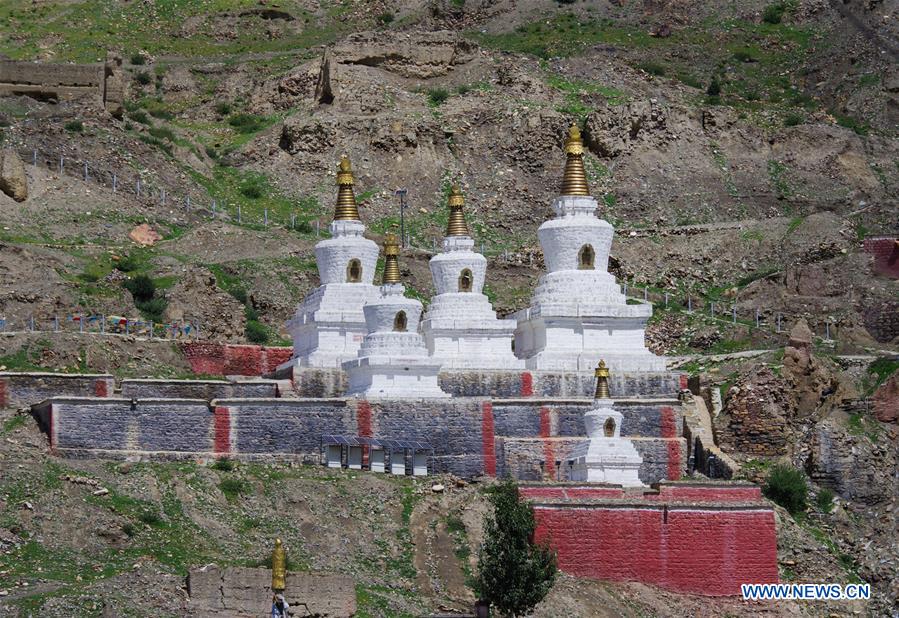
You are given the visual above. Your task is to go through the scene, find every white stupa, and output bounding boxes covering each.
[512,126,666,373]
[343,234,449,398]
[568,360,644,486]
[421,186,522,370]
[283,157,381,369]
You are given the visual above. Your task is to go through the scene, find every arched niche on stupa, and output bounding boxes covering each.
[604,417,615,437]
[458,268,473,293]
[578,244,595,270]
[393,311,408,332]
[346,259,362,283]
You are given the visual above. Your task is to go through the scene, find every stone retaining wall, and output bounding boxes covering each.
[32,396,684,484]
[1,372,113,408]
[863,237,899,279]
[520,482,778,596]
[121,379,279,400]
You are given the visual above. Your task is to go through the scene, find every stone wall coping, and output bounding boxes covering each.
[34,397,210,406]
[654,479,759,488]
[529,500,772,511]
[0,372,113,379]
[489,398,681,405]
[209,397,348,406]
[121,378,232,385]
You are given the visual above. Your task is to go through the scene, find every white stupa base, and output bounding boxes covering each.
[343,355,449,399]
[513,310,666,373]
[422,293,522,370]
[283,282,381,369]
[568,398,644,486]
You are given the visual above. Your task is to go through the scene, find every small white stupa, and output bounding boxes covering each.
[512,126,665,373]
[568,360,644,486]
[283,157,381,369]
[421,186,522,369]
[343,234,449,398]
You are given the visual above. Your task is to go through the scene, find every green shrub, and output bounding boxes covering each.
[245,320,269,344]
[239,175,266,199]
[763,464,807,515]
[115,253,140,272]
[377,11,394,24]
[784,112,804,127]
[427,88,450,106]
[229,288,248,305]
[211,457,235,472]
[205,145,219,159]
[706,77,721,97]
[815,488,834,513]
[219,477,246,501]
[135,71,152,86]
[638,61,666,76]
[228,113,265,134]
[122,522,136,537]
[215,102,232,116]
[244,305,260,322]
[130,53,146,65]
[732,48,757,63]
[128,110,151,125]
[138,511,162,526]
[64,120,83,133]
[763,3,786,25]
[136,296,167,322]
[149,108,175,120]
[124,274,156,302]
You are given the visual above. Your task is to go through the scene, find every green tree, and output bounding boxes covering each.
[475,478,556,617]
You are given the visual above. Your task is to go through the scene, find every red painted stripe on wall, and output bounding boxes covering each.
[213,406,231,454]
[93,379,108,398]
[357,400,373,466]
[539,406,556,479]
[666,440,681,480]
[660,406,677,438]
[679,374,688,390]
[482,401,496,477]
[520,372,534,397]
[0,379,7,408]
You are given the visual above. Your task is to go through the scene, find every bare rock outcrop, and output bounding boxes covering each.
[0,148,27,202]
[163,268,246,343]
[279,116,337,155]
[782,319,848,417]
[583,99,676,158]
[332,30,475,79]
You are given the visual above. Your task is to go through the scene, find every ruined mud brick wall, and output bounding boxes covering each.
[120,379,279,400]
[521,483,778,596]
[0,57,124,113]
[1,372,113,408]
[33,398,211,453]
[872,373,898,423]
[187,566,356,617]
[863,237,899,279]
[183,343,293,376]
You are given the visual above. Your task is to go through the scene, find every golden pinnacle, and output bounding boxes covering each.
[333,155,361,221]
[271,538,287,592]
[594,359,610,399]
[445,185,470,237]
[560,125,590,197]
[383,233,401,284]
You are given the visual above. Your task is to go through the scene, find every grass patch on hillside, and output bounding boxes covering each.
[544,71,628,120]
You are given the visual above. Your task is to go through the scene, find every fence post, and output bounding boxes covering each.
[237,205,242,223]
[32,150,37,166]
[149,321,154,339]
[732,306,737,324]
[212,200,217,216]
[59,155,64,173]
[161,188,166,205]
[83,161,88,182]
[314,220,319,236]
[264,208,268,226]
[186,195,191,212]
[623,282,628,297]
[755,308,760,328]
[664,292,669,308]
[136,178,141,197]
[710,301,715,316]
[125,319,130,336]
[112,174,117,193]
[79,316,84,333]
[29,316,34,332]
[643,287,648,302]
[688,297,692,312]
[291,214,296,229]
[825,322,831,340]
[54,315,59,332]
[776,313,782,332]
[100,314,105,333]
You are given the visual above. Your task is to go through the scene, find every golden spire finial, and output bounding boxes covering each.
[383,233,401,284]
[445,184,470,237]
[594,359,610,399]
[560,125,590,197]
[333,155,361,221]
[271,538,287,592]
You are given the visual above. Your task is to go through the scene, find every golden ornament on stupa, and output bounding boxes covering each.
[383,233,401,284]
[594,359,610,399]
[271,538,287,592]
[445,185,470,237]
[560,125,590,197]
[333,156,361,221]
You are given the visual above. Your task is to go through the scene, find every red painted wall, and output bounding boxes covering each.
[532,504,778,596]
[213,406,230,454]
[863,237,899,279]
[183,343,293,376]
[482,401,496,477]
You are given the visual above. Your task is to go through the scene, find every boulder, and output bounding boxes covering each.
[0,148,28,202]
[128,223,162,246]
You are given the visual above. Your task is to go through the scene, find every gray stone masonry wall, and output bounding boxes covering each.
[2,372,113,408]
[497,437,686,485]
[290,366,683,399]
[121,379,278,400]
[187,565,356,617]
[492,399,682,438]
[48,398,212,452]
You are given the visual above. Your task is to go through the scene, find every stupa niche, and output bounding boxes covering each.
[512,126,666,373]
[343,234,449,398]
[421,186,522,369]
[282,157,381,369]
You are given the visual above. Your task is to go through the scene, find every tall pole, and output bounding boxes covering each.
[395,188,408,249]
